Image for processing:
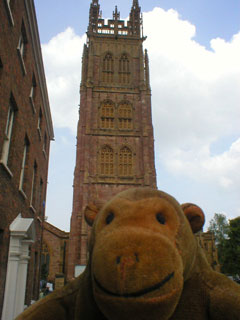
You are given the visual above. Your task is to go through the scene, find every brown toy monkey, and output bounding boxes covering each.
[16,188,240,320]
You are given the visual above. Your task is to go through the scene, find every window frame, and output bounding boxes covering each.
[118,102,133,130]
[0,101,16,176]
[37,108,43,140]
[99,145,114,176]
[102,52,114,83]
[118,146,133,177]
[4,0,14,26]
[29,74,37,113]
[100,101,115,130]
[19,137,30,198]
[30,162,37,212]
[17,22,28,75]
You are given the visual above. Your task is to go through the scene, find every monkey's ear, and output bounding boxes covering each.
[181,203,205,233]
[84,201,104,226]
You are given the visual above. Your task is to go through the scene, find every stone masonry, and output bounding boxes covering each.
[68,0,157,280]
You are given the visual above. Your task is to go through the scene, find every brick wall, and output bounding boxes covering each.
[0,0,53,313]
[42,222,69,284]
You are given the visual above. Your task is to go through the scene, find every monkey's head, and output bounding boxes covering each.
[84,188,205,320]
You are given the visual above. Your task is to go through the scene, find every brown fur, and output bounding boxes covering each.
[16,188,240,320]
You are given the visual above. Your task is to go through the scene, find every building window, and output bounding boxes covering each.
[29,74,36,113]
[30,162,37,211]
[102,53,114,83]
[38,179,44,217]
[43,132,48,157]
[17,22,28,75]
[37,108,43,139]
[100,146,114,175]
[40,243,50,281]
[1,100,16,174]
[4,0,14,26]
[118,102,133,130]
[19,137,30,197]
[119,146,133,176]
[100,101,115,129]
[119,53,130,84]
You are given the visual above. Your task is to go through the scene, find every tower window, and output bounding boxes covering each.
[119,146,133,176]
[119,53,130,84]
[100,102,115,129]
[102,53,114,83]
[118,102,133,130]
[100,146,114,175]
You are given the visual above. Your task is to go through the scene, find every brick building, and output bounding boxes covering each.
[68,0,157,279]
[42,222,69,287]
[0,0,54,318]
[196,231,220,272]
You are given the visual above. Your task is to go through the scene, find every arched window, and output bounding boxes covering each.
[119,146,133,176]
[118,102,133,130]
[119,53,130,84]
[100,146,114,175]
[100,101,115,129]
[102,53,114,83]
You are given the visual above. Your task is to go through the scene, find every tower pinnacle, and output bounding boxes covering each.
[129,0,141,36]
[132,0,140,9]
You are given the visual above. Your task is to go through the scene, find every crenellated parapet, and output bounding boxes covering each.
[87,0,145,40]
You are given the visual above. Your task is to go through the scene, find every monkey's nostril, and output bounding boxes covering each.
[135,253,139,262]
[116,256,121,264]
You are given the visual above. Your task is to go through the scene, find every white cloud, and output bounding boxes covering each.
[141,8,240,195]
[42,27,86,133]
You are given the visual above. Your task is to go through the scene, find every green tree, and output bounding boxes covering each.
[220,217,240,278]
[208,213,229,272]
[208,213,229,245]
[209,214,240,279]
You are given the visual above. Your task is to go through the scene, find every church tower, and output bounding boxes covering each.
[68,0,156,279]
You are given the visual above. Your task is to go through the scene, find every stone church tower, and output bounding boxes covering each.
[68,0,156,279]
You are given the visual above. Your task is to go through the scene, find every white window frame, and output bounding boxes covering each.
[37,109,42,140]
[30,164,37,212]
[19,141,28,198]
[17,27,27,75]
[4,0,14,26]
[0,104,14,176]
[29,84,36,114]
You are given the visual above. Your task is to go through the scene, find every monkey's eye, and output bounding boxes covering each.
[156,213,166,225]
[106,212,114,225]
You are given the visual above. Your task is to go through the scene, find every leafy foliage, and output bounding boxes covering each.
[208,213,229,244]
[208,214,240,279]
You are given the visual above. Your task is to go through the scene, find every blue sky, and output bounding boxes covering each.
[34,0,240,231]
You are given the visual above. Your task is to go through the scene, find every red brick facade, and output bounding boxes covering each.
[0,0,53,315]
[68,0,156,279]
[42,222,69,284]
